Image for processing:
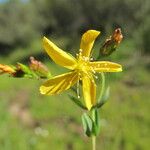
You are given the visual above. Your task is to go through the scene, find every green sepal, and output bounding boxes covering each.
[99,43,117,57]
[32,67,51,79]
[68,95,87,110]
[16,63,38,79]
[91,109,100,136]
[81,113,93,137]
[95,87,110,109]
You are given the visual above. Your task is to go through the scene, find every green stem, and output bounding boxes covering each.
[92,136,96,150]
[98,72,105,103]
[91,109,97,150]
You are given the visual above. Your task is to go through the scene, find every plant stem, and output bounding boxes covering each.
[98,72,105,103]
[91,110,97,150]
[92,136,96,150]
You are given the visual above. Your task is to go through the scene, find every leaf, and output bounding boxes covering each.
[95,87,110,109]
[17,63,38,78]
[81,113,93,137]
[17,63,32,74]
[68,95,87,110]
[92,109,100,136]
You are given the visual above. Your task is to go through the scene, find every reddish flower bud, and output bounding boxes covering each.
[99,28,123,57]
[0,64,15,75]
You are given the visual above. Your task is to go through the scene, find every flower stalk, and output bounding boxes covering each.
[92,136,96,150]
[91,109,97,150]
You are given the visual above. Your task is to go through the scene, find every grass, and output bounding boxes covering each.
[0,39,149,150]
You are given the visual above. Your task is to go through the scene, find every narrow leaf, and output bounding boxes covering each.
[94,87,110,109]
[92,109,100,136]
[81,113,93,137]
[68,95,87,110]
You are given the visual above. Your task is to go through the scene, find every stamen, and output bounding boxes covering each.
[79,49,82,52]
[82,56,85,61]
[91,79,95,83]
[93,74,98,79]
[90,67,96,74]
[85,57,89,61]
[95,76,98,79]
[77,80,80,99]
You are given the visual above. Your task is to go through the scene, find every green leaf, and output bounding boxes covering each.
[68,95,87,110]
[81,113,93,137]
[92,109,100,136]
[102,86,110,101]
[95,87,110,109]
[17,63,32,74]
[17,63,38,79]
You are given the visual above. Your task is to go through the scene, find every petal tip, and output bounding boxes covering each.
[119,67,123,72]
[39,86,45,95]
[85,30,101,39]
[43,36,49,43]
[117,64,123,72]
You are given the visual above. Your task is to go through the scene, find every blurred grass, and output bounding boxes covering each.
[0,38,149,150]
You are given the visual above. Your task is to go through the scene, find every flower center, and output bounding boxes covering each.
[75,49,96,81]
[76,56,89,73]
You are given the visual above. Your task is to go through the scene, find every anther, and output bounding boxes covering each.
[93,74,98,79]
[95,76,98,79]
[79,49,82,52]
[91,79,95,83]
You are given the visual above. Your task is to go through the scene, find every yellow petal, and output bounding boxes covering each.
[80,30,100,57]
[82,74,96,110]
[89,61,122,72]
[43,37,77,70]
[40,71,78,95]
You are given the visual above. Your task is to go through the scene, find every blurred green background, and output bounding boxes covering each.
[0,0,150,149]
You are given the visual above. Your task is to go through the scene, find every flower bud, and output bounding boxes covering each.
[99,28,123,57]
[0,64,15,75]
[29,57,51,78]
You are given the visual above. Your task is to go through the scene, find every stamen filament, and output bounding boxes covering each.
[77,79,80,98]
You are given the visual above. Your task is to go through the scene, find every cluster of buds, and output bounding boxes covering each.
[0,57,51,79]
[99,28,123,57]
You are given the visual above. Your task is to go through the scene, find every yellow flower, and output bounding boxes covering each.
[40,30,122,110]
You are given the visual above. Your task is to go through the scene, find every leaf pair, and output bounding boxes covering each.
[69,86,110,110]
[81,109,100,137]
